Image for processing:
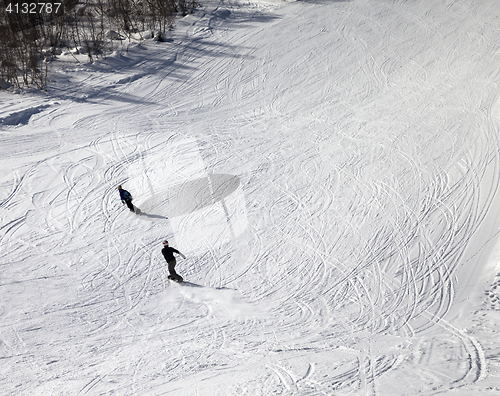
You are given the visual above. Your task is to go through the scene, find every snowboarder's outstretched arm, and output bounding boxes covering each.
[172,248,186,259]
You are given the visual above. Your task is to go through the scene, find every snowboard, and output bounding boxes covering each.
[134,206,141,214]
[168,274,184,283]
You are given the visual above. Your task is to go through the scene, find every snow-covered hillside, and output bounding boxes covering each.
[2,0,500,394]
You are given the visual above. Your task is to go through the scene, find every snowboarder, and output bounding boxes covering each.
[161,240,186,282]
[118,185,138,213]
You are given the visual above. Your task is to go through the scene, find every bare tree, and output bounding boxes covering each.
[0,0,199,89]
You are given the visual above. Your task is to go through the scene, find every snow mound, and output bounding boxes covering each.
[0,105,50,126]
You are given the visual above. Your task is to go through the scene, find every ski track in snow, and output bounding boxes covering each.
[1,0,500,394]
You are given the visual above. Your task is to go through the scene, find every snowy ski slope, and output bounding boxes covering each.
[2,0,500,394]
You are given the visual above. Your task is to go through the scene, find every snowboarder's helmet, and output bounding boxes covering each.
[117,185,122,189]
[162,240,169,245]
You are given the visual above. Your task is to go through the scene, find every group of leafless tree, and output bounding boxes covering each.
[0,0,197,89]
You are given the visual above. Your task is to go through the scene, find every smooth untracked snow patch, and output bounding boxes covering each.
[124,135,248,252]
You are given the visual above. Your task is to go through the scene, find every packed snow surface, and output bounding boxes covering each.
[2,0,500,394]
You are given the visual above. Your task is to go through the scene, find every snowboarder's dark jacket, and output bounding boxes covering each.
[119,189,132,202]
[162,246,181,262]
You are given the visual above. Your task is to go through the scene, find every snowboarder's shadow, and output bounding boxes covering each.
[138,212,167,220]
[182,281,202,288]
[181,282,234,291]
